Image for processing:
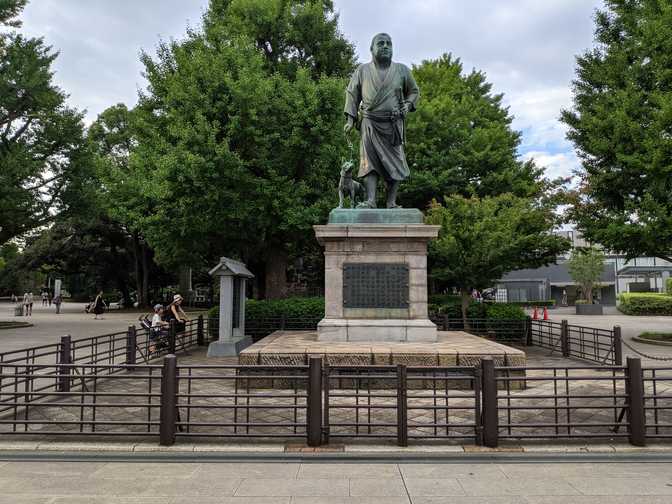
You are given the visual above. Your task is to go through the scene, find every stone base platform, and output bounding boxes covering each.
[239,330,526,367]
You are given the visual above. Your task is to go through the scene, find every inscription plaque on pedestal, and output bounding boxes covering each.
[343,263,409,309]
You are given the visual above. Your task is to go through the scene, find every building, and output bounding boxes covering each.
[497,231,672,306]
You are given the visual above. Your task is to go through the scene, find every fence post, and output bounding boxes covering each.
[168,320,177,354]
[561,319,570,357]
[626,357,646,447]
[280,314,286,331]
[159,354,178,446]
[197,315,205,346]
[481,358,498,448]
[57,335,72,393]
[126,325,137,369]
[613,326,623,366]
[307,357,323,447]
[443,314,449,331]
[525,316,532,346]
[397,364,408,447]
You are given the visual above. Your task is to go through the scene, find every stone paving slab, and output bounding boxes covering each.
[0,460,670,502]
[240,330,527,367]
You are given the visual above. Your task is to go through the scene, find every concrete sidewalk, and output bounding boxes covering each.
[0,456,671,503]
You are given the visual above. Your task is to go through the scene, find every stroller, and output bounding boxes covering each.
[138,311,169,355]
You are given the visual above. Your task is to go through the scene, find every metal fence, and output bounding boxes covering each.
[529,319,622,365]
[0,317,205,416]
[1,353,670,447]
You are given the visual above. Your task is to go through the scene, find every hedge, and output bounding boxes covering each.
[507,300,555,307]
[428,298,525,320]
[667,278,672,294]
[618,293,672,316]
[208,296,325,321]
[208,295,525,323]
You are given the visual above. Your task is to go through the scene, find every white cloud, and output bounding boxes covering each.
[523,150,581,181]
[17,0,604,169]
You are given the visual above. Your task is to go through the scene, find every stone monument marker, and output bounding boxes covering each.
[207,257,254,356]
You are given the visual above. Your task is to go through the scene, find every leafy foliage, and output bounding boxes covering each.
[426,194,569,320]
[402,55,546,210]
[567,247,605,304]
[0,0,87,244]
[132,0,355,297]
[562,0,672,262]
[207,296,324,320]
[618,292,672,315]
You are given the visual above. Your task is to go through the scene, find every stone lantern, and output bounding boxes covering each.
[207,257,254,356]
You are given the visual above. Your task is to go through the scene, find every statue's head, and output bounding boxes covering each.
[370,33,393,64]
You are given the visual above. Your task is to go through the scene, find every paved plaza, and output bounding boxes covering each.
[0,457,671,503]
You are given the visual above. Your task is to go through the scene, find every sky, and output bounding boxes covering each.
[18,0,605,182]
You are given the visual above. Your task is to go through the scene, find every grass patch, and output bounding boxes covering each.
[638,332,672,342]
[0,321,33,330]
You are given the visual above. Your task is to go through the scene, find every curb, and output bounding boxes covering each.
[632,336,672,347]
[0,441,671,457]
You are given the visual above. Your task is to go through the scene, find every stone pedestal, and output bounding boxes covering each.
[314,209,440,342]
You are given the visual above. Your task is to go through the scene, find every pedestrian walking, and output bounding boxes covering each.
[26,292,33,316]
[53,294,62,314]
[92,291,106,320]
[561,289,568,306]
[41,291,47,306]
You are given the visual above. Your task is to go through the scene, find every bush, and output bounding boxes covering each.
[574,299,589,305]
[429,298,486,318]
[507,300,555,307]
[429,298,525,320]
[485,303,526,320]
[208,296,325,321]
[667,278,672,295]
[618,292,672,315]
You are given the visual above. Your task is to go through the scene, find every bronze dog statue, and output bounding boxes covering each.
[338,160,366,208]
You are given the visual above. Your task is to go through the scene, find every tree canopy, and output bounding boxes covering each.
[402,54,544,209]
[0,0,87,245]
[426,195,569,320]
[567,247,606,304]
[562,0,672,262]
[128,0,355,297]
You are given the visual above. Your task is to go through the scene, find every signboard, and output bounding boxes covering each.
[343,263,409,309]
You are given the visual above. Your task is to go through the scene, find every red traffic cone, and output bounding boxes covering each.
[532,306,538,319]
[543,306,549,320]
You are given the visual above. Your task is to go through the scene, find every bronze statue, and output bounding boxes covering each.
[344,33,420,209]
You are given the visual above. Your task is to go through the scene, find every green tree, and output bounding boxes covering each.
[567,247,606,304]
[0,0,87,245]
[562,0,672,262]
[402,54,544,210]
[426,195,569,323]
[133,0,355,298]
[88,104,157,306]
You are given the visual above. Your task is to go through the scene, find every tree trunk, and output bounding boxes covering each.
[131,232,143,307]
[460,288,471,330]
[110,242,130,306]
[584,283,593,304]
[140,242,149,308]
[265,247,288,300]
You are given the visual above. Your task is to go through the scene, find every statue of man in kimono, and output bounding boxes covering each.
[344,33,420,209]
